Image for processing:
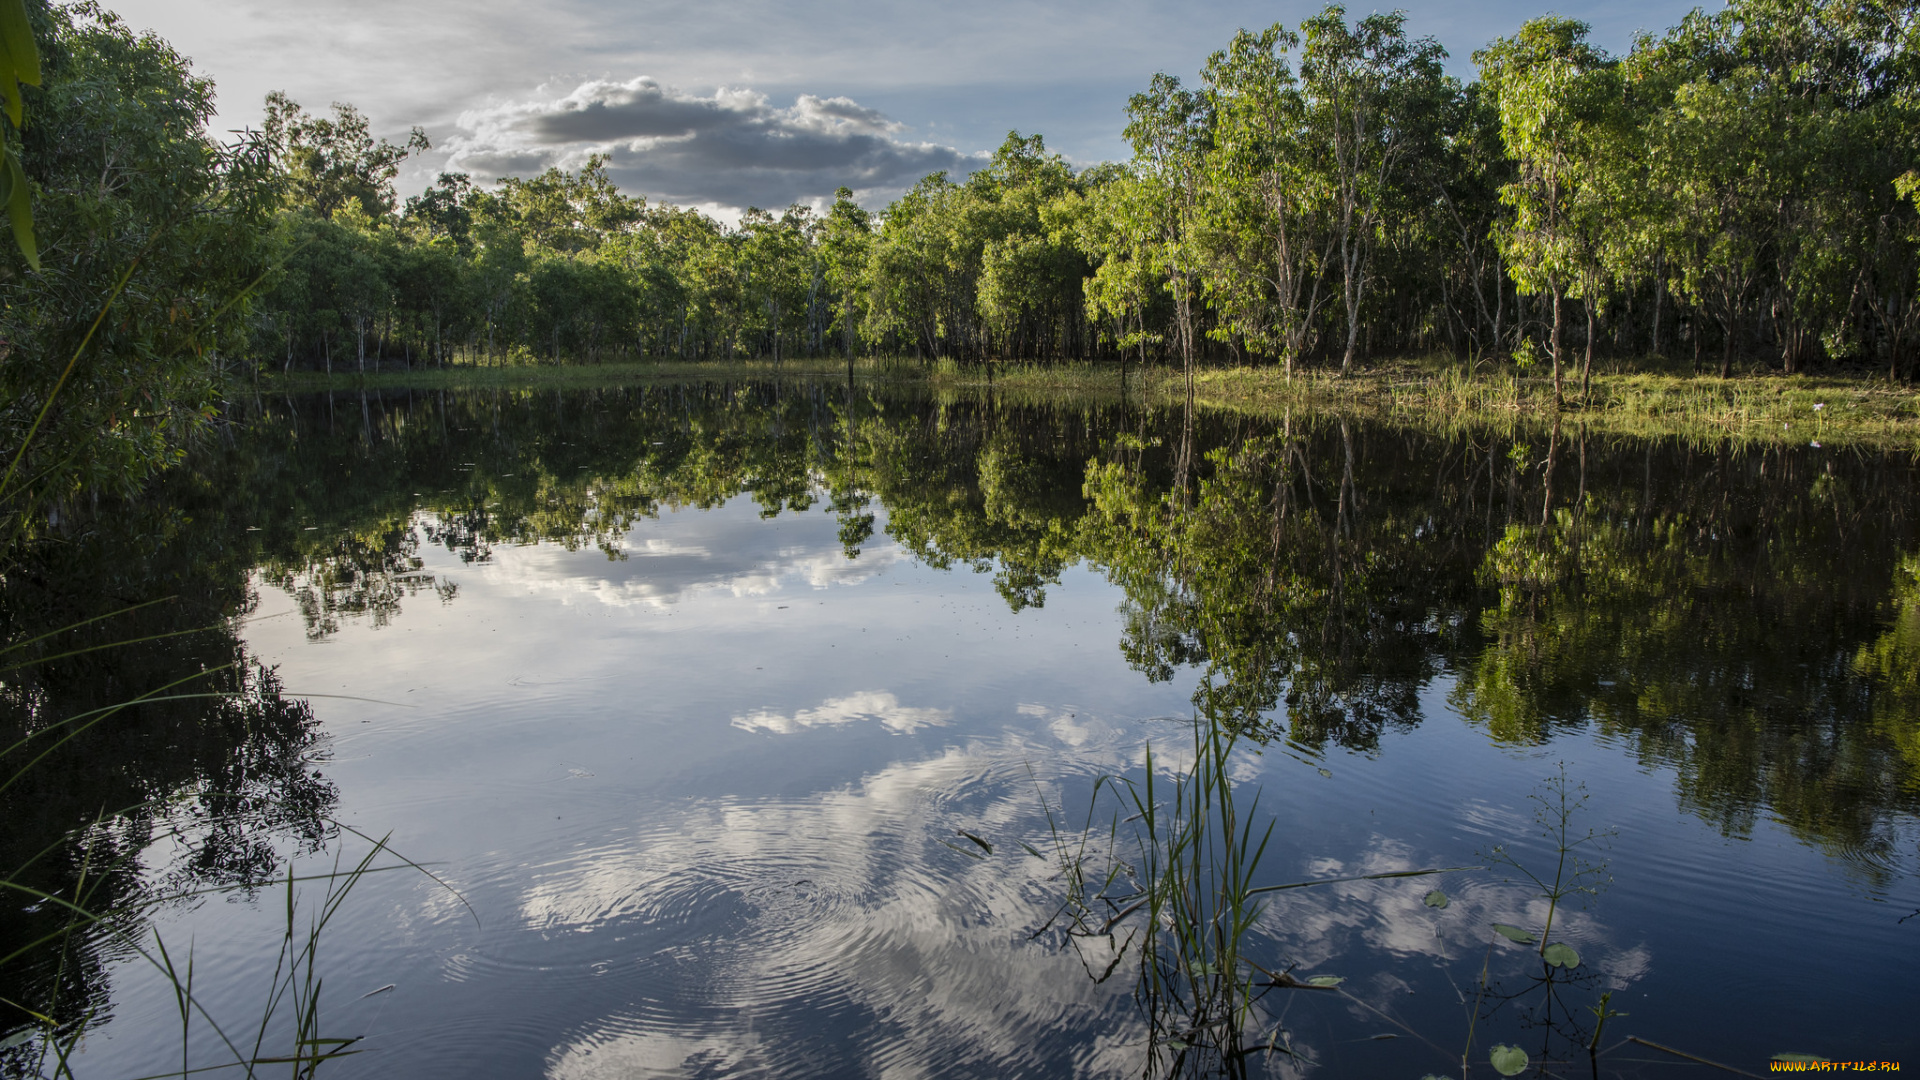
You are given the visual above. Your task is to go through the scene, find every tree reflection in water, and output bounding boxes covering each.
[224,382,1920,876]
[12,380,1915,1075]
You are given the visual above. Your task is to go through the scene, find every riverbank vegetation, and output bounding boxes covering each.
[234,0,1920,395]
[6,0,1920,528]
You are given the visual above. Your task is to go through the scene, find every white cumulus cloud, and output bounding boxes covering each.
[444,77,982,215]
[732,690,951,735]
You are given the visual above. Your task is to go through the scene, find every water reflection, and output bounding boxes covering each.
[10,380,1919,1076]
[232,381,1920,878]
[0,485,336,1066]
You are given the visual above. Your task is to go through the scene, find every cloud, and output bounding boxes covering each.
[445,76,982,214]
[733,690,951,735]
[474,508,905,609]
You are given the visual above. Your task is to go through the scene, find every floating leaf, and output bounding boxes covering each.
[1423,889,1450,909]
[1492,923,1535,945]
[1316,767,1333,778]
[1490,1044,1529,1076]
[1018,840,1045,859]
[1542,942,1580,968]
[0,1029,31,1051]
[956,829,993,855]
[1368,1033,1398,1041]
[1304,974,1345,987]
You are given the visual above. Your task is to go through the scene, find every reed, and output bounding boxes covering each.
[0,612,467,1078]
[1035,716,1462,1077]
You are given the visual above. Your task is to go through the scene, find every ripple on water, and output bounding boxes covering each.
[439,738,1147,1079]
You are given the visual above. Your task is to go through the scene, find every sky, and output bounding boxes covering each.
[108,0,1705,220]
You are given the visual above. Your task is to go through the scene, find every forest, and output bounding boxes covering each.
[3,0,1920,515]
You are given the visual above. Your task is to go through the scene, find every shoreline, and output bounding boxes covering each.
[255,357,1920,449]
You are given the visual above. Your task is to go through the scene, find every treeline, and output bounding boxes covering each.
[249,0,1920,392]
[5,0,1920,519]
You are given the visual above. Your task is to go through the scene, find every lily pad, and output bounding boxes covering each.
[1490,1043,1529,1076]
[1542,942,1580,968]
[1492,922,1535,945]
[1304,974,1345,987]
[1423,889,1450,909]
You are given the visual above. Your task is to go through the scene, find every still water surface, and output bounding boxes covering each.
[8,381,1920,1077]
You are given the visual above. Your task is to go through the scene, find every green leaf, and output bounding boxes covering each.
[956,829,993,855]
[1423,888,1449,909]
[1304,974,1344,987]
[1492,922,1535,945]
[0,1028,32,1051]
[1542,942,1579,968]
[6,150,35,268]
[0,0,40,87]
[1490,1043,1529,1076]
[1316,767,1333,778]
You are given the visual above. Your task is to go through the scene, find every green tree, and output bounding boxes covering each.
[0,0,276,521]
[1299,5,1447,372]
[1479,17,1620,402]
[262,91,428,220]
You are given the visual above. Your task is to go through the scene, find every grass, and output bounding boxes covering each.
[1030,736,1799,1078]
[258,355,926,393]
[0,607,469,1078]
[1032,715,1466,1076]
[259,352,1920,450]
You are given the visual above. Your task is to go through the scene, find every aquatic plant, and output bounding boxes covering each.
[1034,716,1464,1077]
[0,611,468,1077]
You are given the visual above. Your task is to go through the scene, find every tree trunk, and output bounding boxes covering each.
[1550,287,1565,409]
[1719,306,1733,379]
[1582,299,1595,398]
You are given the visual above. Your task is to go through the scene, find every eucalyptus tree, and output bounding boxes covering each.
[1423,81,1515,364]
[1299,5,1447,373]
[970,133,1089,361]
[1123,74,1212,386]
[261,92,428,220]
[819,187,873,363]
[482,156,642,255]
[1045,163,1173,363]
[1197,24,1335,377]
[1478,17,1620,401]
[865,172,970,359]
[737,205,813,362]
[1635,0,1920,375]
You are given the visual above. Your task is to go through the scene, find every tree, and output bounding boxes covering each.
[818,187,872,363]
[0,0,276,521]
[1300,5,1447,372]
[1198,24,1336,377]
[1123,74,1211,388]
[1479,17,1620,402]
[261,92,428,220]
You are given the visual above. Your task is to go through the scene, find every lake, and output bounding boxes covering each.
[4,378,1917,1078]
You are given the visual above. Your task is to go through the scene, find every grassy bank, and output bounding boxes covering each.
[975,357,1920,447]
[259,357,908,393]
[259,355,1920,448]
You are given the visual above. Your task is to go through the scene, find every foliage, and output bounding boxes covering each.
[0,0,277,529]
